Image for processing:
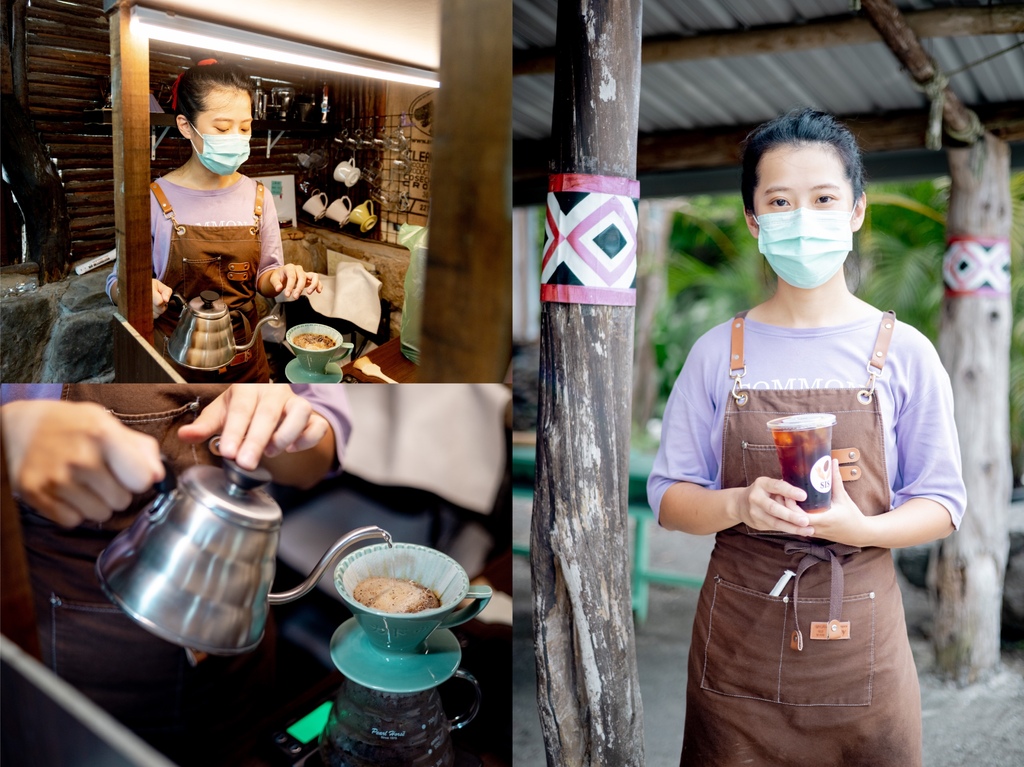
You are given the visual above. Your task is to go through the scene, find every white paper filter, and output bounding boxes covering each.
[337,543,467,608]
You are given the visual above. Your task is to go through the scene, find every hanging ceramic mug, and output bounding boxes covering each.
[302,190,328,220]
[323,196,353,227]
[333,158,360,187]
[349,200,377,233]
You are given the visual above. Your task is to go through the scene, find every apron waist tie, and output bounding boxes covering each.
[783,541,860,651]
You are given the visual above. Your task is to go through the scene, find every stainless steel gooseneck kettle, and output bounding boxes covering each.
[96,457,391,655]
[166,290,282,370]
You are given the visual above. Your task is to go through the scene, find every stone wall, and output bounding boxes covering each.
[0,226,410,383]
[0,268,116,383]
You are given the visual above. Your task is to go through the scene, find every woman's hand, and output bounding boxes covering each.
[260,264,322,301]
[152,279,174,318]
[736,476,816,537]
[796,459,870,546]
[1,401,165,527]
[177,385,335,489]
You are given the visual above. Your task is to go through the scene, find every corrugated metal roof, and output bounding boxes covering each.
[513,0,1024,141]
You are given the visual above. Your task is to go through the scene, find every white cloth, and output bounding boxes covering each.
[306,261,382,333]
[341,385,511,515]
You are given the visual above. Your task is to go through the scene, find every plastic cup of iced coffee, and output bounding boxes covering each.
[766,413,837,512]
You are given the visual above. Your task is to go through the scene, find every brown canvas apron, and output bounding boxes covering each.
[151,180,271,383]
[18,384,276,766]
[680,312,923,767]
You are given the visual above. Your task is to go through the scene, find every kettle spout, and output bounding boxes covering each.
[268,526,391,605]
[236,313,284,354]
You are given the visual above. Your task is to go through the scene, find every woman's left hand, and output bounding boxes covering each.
[177,385,329,471]
[799,459,871,546]
[264,264,322,301]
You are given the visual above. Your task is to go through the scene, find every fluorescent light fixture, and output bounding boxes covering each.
[131,6,440,89]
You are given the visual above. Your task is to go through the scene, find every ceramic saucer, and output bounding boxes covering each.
[284,359,343,384]
[329,617,461,693]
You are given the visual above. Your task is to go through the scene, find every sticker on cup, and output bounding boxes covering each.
[766,413,837,512]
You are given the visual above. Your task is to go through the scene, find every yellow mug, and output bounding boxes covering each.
[349,200,377,233]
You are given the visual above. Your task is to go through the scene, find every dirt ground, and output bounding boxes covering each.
[512,496,1024,766]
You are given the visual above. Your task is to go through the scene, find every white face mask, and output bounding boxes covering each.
[754,207,854,289]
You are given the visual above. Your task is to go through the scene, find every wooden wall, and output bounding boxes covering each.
[23,0,387,265]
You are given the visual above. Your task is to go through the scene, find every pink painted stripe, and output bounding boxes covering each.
[946,235,1010,245]
[944,287,1010,297]
[549,173,640,197]
[541,283,636,306]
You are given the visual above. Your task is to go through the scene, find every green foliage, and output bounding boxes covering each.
[651,174,1024,485]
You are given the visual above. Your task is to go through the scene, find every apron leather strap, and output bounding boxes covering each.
[868,311,896,374]
[783,541,861,651]
[253,182,264,225]
[150,182,174,218]
[729,311,749,376]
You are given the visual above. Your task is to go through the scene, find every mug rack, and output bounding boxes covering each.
[329,114,429,244]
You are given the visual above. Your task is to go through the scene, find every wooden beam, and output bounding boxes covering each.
[418,0,512,382]
[109,2,153,342]
[514,6,1024,76]
[111,313,184,383]
[513,102,1024,184]
[860,0,985,145]
[0,446,42,662]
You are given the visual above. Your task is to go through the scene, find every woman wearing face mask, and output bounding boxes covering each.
[106,60,321,383]
[648,109,966,766]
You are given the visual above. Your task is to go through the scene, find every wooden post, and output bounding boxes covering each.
[632,199,671,431]
[109,1,153,343]
[530,1,645,764]
[418,0,511,382]
[933,133,1013,683]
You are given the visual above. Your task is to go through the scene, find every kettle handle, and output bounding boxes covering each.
[144,458,177,524]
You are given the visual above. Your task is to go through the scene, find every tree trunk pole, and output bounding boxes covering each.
[530,1,645,765]
[934,133,1013,683]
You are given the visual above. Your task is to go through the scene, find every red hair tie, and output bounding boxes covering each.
[170,60,218,110]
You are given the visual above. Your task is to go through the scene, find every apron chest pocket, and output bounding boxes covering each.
[741,441,782,486]
[701,577,876,706]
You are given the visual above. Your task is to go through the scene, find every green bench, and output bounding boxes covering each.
[511,443,703,624]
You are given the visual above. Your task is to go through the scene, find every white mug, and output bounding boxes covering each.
[333,158,360,187]
[302,190,328,220]
[323,196,353,227]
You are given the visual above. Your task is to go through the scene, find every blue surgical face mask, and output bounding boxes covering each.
[188,121,251,176]
[754,207,855,289]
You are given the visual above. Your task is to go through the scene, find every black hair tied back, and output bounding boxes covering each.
[740,107,866,213]
[172,60,254,123]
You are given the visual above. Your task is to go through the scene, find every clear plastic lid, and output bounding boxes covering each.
[766,413,837,432]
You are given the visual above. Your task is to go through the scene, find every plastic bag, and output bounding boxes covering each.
[397,223,427,364]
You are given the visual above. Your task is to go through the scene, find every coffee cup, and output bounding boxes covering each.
[766,413,837,512]
[334,542,492,654]
[301,190,328,220]
[285,322,353,374]
[323,196,352,227]
[349,200,377,233]
[333,158,360,187]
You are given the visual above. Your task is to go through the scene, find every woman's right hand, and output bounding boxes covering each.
[152,279,174,318]
[736,477,815,537]
[1,400,165,528]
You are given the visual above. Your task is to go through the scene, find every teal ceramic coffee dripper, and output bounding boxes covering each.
[334,542,492,654]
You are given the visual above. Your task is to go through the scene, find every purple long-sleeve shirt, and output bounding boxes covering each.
[647,313,967,529]
[1,384,351,474]
[104,176,283,300]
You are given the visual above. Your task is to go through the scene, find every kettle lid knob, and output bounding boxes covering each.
[199,290,220,308]
[223,458,272,494]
